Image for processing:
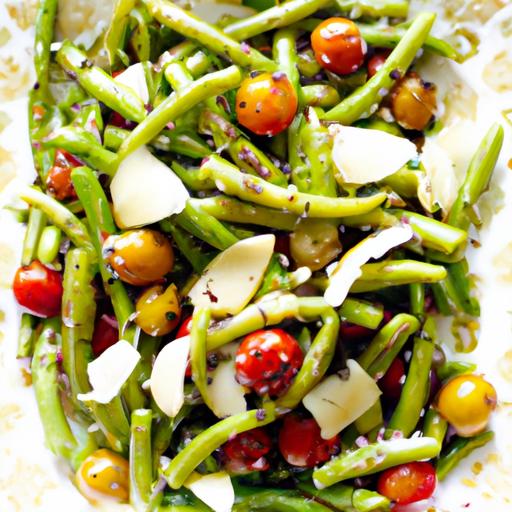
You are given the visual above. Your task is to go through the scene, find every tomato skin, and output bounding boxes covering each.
[92,314,119,357]
[46,149,81,201]
[367,51,390,78]
[379,357,405,400]
[13,260,63,318]
[311,17,366,75]
[236,72,298,136]
[377,462,436,505]
[235,328,304,397]
[278,413,340,468]
[176,316,193,339]
[135,284,181,336]
[223,428,272,473]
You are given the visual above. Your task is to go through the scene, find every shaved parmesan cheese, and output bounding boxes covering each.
[111,146,189,229]
[209,343,246,418]
[303,360,381,439]
[330,125,417,185]
[188,234,275,317]
[114,63,149,104]
[324,225,413,307]
[150,336,190,418]
[77,340,140,404]
[185,471,234,512]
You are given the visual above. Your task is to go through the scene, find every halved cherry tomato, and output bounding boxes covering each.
[311,17,366,76]
[278,413,340,468]
[236,72,298,136]
[223,427,272,474]
[176,316,194,377]
[92,314,119,357]
[46,149,81,201]
[13,260,63,317]
[235,328,303,397]
[379,357,405,400]
[367,50,390,78]
[377,462,436,505]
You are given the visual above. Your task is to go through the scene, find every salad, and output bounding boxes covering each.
[10,0,504,510]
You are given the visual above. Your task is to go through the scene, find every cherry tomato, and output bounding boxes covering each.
[176,316,193,339]
[223,427,272,474]
[367,50,390,78]
[46,149,81,201]
[311,17,366,76]
[278,413,340,468]
[235,328,304,397]
[76,449,129,504]
[92,314,119,357]
[377,462,436,505]
[379,357,405,400]
[391,72,437,131]
[104,229,174,286]
[435,374,497,437]
[236,72,298,136]
[135,283,181,336]
[13,260,63,317]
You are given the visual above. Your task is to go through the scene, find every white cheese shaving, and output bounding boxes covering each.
[330,125,418,185]
[77,340,140,404]
[188,234,275,318]
[150,336,190,418]
[185,471,235,512]
[324,225,413,307]
[114,63,149,104]
[111,146,189,229]
[303,360,382,439]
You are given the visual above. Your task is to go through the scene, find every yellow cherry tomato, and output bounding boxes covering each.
[104,229,174,286]
[76,449,129,504]
[435,374,497,437]
[135,283,181,336]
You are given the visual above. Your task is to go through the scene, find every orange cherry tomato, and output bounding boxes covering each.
[311,17,366,76]
[223,427,272,474]
[377,462,436,505]
[46,149,81,201]
[92,314,119,357]
[367,50,390,78]
[13,260,63,318]
[236,72,298,136]
[235,328,303,397]
[278,413,340,468]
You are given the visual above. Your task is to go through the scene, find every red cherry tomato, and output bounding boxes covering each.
[236,72,298,136]
[278,413,340,468]
[377,462,436,505]
[367,50,390,78]
[340,310,393,341]
[176,316,193,377]
[223,428,272,473]
[13,260,63,318]
[92,314,119,357]
[46,149,82,201]
[311,17,366,76]
[235,328,303,397]
[379,357,405,400]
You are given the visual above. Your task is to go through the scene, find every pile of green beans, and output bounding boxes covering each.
[19,0,503,509]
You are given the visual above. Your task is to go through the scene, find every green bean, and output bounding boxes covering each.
[352,489,391,512]
[5,207,29,223]
[118,66,242,158]
[288,113,310,192]
[56,41,146,123]
[301,85,341,108]
[163,403,276,489]
[339,298,384,329]
[445,260,480,316]
[358,23,462,62]
[336,0,408,18]
[185,50,212,78]
[144,0,276,71]
[358,313,420,376]
[437,431,494,481]
[409,283,425,318]
[130,6,152,63]
[423,408,448,446]
[199,109,288,186]
[34,0,58,97]
[273,28,301,96]
[430,281,453,316]
[43,126,119,176]
[350,260,448,293]
[325,13,436,123]
[190,307,214,411]
[234,490,333,512]
[105,0,136,67]
[21,206,46,265]
[436,361,476,381]
[17,314,37,359]
[37,225,62,264]
[130,409,153,511]
[19,186,94,253]
[225,0,333,41]
[387,337,434,436]
[313,437,440,488]
[296,481,354,510]
[277,307,339,409]
[297,48,322,78]
[355,400,384,435]
[201,155,387,218]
